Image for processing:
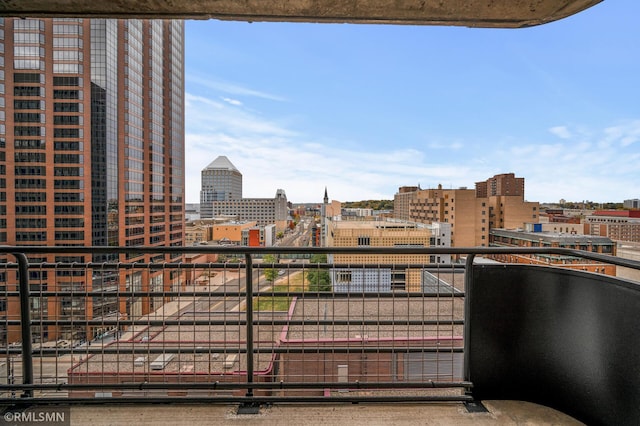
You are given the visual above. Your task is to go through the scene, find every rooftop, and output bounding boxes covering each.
[491,228,614,245]
[203,156,241,173]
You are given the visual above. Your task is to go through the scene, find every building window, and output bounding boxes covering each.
[336,271,352,283]
[357,236,370,246]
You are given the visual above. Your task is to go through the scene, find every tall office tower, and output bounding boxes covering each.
[0,18,185,343]
[200,156,242,218]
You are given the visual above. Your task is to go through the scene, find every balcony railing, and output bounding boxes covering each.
[0,245,639,425]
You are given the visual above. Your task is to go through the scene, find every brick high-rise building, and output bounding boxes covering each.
[395,174,538,247]
[0,18,185,343]
[475,172,524,198]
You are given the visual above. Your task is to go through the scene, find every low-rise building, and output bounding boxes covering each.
[241,224,276,247]
[212,221,257,245]
[326,219,452,292]
[584,210,640,243]
[489,228,616,275]
[212,189,289,232]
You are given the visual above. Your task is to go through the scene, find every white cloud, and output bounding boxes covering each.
[184,91,640,204]
[187,74,287,102]
[549,125,572,139]
[222,97,243,106]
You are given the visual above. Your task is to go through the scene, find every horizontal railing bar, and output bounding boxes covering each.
[0,245,636,269]
[8,347,465,356]
[0,381,472,391]
[0,245,618,256]
[2,291,465,299]
[5,319,464,327]
[4,262,467,270]
[0,395,474,405]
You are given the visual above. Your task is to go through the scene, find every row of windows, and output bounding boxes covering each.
[16,218,47,228]
[15,139,44,149]
[53,37,82,48]
[14,73,41,83]
[54,141,82,150]
[14,86,42,97]
[53,25,82,35]
[14,60,44,70]
[14,46,44,58]
[54,167,82,176]
[54,153,82,163]
[54,179,83,189]
[15,152,45,162]
[14,126,42,136]
[15,192,46,202]
[54,102,80,112]
[53,89,80,99]
[15,100,42,110]
[16,232,46,242]
[14,19,44,30]
[55,218,84,228]
[15,178,45,188]
[53,115,80,125]
[13,32,44,44]
[52,51,81,61]
[15,205,46,214]
[14,112,42,122]
[54,128,81,138]
[54,193,83,202]
[15,166,46,175]
[53,76,80,86]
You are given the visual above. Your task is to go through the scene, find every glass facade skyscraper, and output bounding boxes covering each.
[0,18,185,343]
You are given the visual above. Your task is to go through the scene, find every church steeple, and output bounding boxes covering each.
[323,187,329,204]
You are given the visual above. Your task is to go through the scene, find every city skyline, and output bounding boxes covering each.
[184,0,639,204]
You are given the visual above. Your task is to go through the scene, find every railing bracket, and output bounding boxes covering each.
[237,402,260,415]
[464,400,488,413]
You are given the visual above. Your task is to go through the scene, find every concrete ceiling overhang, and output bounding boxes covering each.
[0,0,602,28]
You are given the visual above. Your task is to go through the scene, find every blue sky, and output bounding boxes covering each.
[184,1,639,204]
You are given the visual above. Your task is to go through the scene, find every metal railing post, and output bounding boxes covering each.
[463,254,475,386]
[244,253,254,397]
[13,252,33,398]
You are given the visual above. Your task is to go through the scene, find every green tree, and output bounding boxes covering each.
[306,254,331,292]
[263,254,279,283]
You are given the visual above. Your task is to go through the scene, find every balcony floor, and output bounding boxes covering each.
[68,400,583,425]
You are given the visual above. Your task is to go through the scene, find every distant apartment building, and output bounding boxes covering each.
[342,208,374,218]
[395,174,539,247]
[212,189,289,232]
[584,210,640,243]
[200,156,242,219]
[406,186,485,247]
[475,173,524,198]
[326,219,452,292]
[623,199,640,209]
[393,185,419,221]
[0,18,185,343]
[489,228,616,275]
